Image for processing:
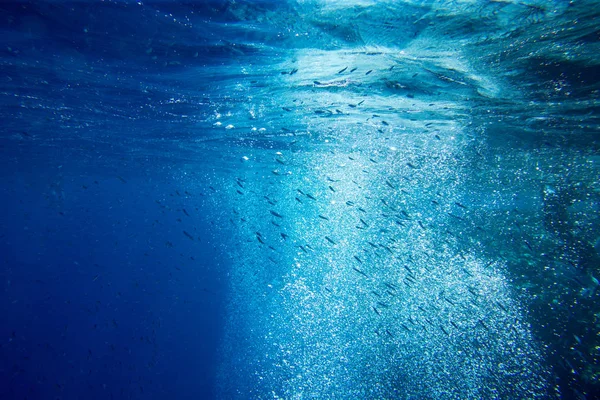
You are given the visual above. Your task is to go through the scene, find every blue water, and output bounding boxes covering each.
[1,1,599,399]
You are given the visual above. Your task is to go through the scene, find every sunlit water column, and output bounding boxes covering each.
[211,123,551,398]
[210,3,552,398]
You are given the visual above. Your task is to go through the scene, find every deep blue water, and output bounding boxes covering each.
[1,1,599,399]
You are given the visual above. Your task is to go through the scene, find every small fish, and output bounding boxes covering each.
[360,218,369,227]
[319,215,330,221]
[372,306,381,316]
[270,210,284,218]
[354,255,363,264]
[281,233,289,240]
[338,66,348,74]
[295,197,303,203]
[183,231,194,240]
[257,235,265,245]
[478,319,489,331]
[325,236,336,245]
[182,209,190,217]
[346,201,355,206]
[440,326,449,336]
[381,245,393,254]
[467,286,479,297]
[365,70,373,75]
[496,301,507,312]
[417,220,426,230]
[352,267,368,278]
[385,180,395,189]
[329,186,336,192]
[454,202,467,209]
[406,163,417,169]
[350,67,357,73]
[306,194,317,201]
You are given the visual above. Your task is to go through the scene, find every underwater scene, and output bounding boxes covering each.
[1,1,599,399]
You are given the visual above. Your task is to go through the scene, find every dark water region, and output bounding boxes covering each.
[0,153,227,399]
[1,1,599,399]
